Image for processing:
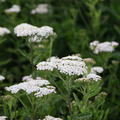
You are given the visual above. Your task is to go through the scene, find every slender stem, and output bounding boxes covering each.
[49,74,66,100]
[9,105,13,120]
[13,95,31,119]
[14,95,27,110]
[29,95,36,120]
[66,77,72,117]
[14,102,17,120]
[26,94,36,120]
[49,38,54,58]
[55,72,72,117]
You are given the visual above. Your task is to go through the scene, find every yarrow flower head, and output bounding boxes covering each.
[91,66,104,74]
[28,26,54,42]
[75,73,101,82]
[37,26,54,38]
[31,4,49,14]
[35,86,56,97]
[37,55,87,76]
[42,115,63,120]
[0,0,6,2]
[0,116,7,120]
[90,40,119,54]
[22,75,33,81]
[0,27,10,36]
[5,76,56,97]
[0,75,5,81]
[5,5,21,13]
[14,23,55,42]
[22,75,44,82]
[14,23,39,37]
[61,55,82,61]
[87,73,101,81]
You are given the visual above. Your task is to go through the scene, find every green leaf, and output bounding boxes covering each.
[17,49,29,59]
[72,113,92,120]
[0,59,11,66]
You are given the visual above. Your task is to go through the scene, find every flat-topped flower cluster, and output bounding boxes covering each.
[37,55,87,76]
[4,4,21,14]
[39,115,63,120]
[43,115,63,120]
[0,116,7,120]
[14,23,54,37]
[14,23,55,43]
[90,41,119,54]
[37,55,103,82]
[0,27,10,36]
[0,75,5,81]
[5,76,56,97]
[3,3,49,15]
[31,4,49,14]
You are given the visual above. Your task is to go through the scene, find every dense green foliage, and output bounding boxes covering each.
[0,0,120,120]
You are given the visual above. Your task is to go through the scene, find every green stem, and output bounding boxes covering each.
[49,74,66,100]
[49,38,54,58]
[14,95,27,110]
[14,95,31,118]
[9,105,13,120]
[56,72,72,117]
[28,95,36,120]
[66,77,72,117]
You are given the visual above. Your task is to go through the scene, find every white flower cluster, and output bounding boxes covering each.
[37,55,87,76]
[75,65,103,82]
[22,75,52,82]
[0,75,5,81]
[14,23,39,37]
[35,86,56,97]
[37,61,55,71]
[28,26,54,42]
[22,75,33,81]
[0,116,7,120]
[90,40,119,54]
[5,5,21,13]
[42,115,63,120]
[62,55,82,61]
[87,73,101,81]
[5,76,56,97]
[38,26,54,38]
[0,0,6,2]
[0,27,10,36]
[14,23,54,42]
[91,66,104,74]
[75,73,101,82]
[31,4,49,14]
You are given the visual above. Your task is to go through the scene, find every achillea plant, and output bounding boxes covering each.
[5,76,56,120]
[89,40,119,67]
[36,55,107,120]
[2,24,57,120]
[14,23,56,64]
